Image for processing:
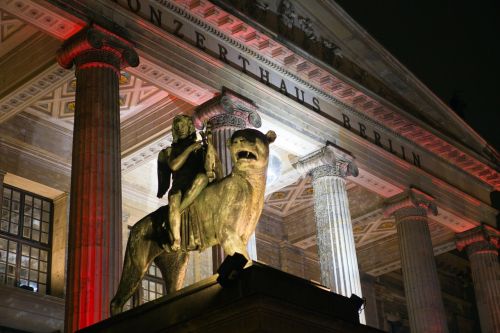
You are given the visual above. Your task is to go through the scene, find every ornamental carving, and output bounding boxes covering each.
[57,24,139,74]
[294,142,358,179]
[384,188,438,218]
[456,224,499,256]
[193,88,261,130]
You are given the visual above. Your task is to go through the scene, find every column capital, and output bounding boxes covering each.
[294,142,358,179]
[384,187,438,219]
[193,87,261,130]
[456,224,500,256]
[57,24,139,75]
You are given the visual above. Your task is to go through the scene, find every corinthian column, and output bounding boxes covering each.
[193,89,262,269]
[385,189,448,333]
[57,24,138,332]
[456,225,500,333]
[294,144,365,321]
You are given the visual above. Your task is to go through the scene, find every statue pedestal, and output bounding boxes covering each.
[79,262,383,333]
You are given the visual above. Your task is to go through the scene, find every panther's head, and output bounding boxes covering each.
[229,129,276,174]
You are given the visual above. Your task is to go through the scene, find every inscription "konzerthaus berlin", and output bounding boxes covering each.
[112,0,422,168]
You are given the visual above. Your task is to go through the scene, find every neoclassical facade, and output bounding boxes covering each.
[0,1,498,333]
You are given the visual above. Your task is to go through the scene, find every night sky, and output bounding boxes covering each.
[335,0,500,152]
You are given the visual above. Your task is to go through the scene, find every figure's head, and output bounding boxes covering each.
[172,115,196,143]
[229,129,276,173]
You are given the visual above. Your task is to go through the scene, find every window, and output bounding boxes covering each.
[0,186,52,294]
[141,262,165,302]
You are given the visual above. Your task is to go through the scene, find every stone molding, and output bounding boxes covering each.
[193,88,261,130]
[456,225,500,256]
[4,0,499,189]
[154,0,499,191]
[121,133,172,174]
[1,0,84,40]
[384,187,438,219]
[294,142,358,179]
[56,24,139,76]
[127,57,215,106]
[0,64,73,124]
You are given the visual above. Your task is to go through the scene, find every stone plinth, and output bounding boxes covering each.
[78,262,382,333]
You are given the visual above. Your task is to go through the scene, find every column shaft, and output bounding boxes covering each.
[457,225,500,333]
[57,25,138,332]
[295,145,364,323]
[395,208,448,333]
[312,171,361,298]
[66,62,122,330]
[386,189,448,333]
[470,250,500,333]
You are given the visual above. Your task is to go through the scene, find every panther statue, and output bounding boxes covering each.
[110,128,276,315]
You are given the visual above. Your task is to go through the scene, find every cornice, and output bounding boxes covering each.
[295,0,497,166]
[21,0,497,190]
[162,0,499,189]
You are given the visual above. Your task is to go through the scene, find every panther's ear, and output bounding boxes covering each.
[266,130,277,144]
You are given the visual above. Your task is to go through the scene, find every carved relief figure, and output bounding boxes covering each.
[110,128,276,315]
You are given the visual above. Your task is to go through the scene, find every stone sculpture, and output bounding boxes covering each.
[110,124,276,315]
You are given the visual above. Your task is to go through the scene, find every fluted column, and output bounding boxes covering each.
[385,188,448,333]
[295,143,365,322]
[193,88,262,269]
[456,225,500,333]
[57,24,138,332]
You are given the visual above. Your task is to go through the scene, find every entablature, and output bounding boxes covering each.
[2,0,497,226]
